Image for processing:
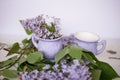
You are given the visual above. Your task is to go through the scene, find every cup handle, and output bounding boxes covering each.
[32,34,39,49]
[97,40,106,55]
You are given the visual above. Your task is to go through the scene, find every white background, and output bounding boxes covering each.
[0,0,120,39]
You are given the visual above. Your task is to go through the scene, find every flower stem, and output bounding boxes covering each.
[0,49,24,70]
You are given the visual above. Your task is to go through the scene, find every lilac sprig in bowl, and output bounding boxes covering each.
[20,14,62,40]
[20,15,63,60]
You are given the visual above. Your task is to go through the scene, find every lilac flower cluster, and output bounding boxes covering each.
[20,59,92,80]
[20,15,62,39]
[62,35,75,47]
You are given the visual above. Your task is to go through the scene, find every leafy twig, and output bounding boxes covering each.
[3,48,10,51]
[0,50,23,70]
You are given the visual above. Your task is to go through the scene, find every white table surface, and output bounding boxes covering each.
[0,34,120,80]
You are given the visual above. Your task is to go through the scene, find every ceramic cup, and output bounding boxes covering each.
[32,34,63,60]
[73,32,106,55]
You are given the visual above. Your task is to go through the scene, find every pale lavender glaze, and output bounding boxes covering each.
[73,37,106,55]
[32,34,63,60]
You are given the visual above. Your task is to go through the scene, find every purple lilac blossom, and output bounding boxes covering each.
[62,35,75,46]
[20,15,62,40]
[20,59,92,80]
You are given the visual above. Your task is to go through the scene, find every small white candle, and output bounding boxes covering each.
[74,32,100,42]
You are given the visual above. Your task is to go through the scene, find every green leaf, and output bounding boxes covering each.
[0,56,17,69]
[3,78,9,80]
[0,60,12,69]
[18,56,26,66]
[82,50,98,61]
[17,61,27,71]
[19,20,22,24]
[69,46,83,61]
[23,65,28,71]
[37,63,46,70]
[41,59,55,65]
[7,42,20,56]
[25,29,33,35]
[97,61,120,80]
[46,23,55,33]
[22,38,30,45]
[82,51,96,65]
[2,69,18,78]
[27,51,43,64]
[51,22,56,32]
[55,46,69,63]
[91,69,101,80]
[83,50,120,79]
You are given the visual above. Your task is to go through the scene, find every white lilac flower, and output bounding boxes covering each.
[42,64,50,70]
[53,17,61,25]
[44,15,54,26]
[73,59,80,66]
